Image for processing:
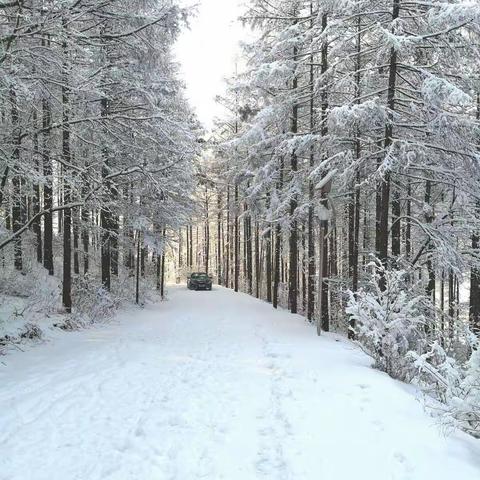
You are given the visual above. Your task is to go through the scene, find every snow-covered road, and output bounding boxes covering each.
[1,286,479,480]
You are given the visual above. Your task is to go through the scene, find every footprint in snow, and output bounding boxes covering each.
[266,352,291,359]
[392,451,414,479]
[356,383,370,390]
[371,418,385,432]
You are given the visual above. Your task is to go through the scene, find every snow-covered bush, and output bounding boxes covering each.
[0,264,59,352]
[346,259,480,437]
[65,275,122,329]
[346,260,428,380]
[409,333,480,438]
[0,301,47,353]
[0,261,59,312]
[19,322,43,341]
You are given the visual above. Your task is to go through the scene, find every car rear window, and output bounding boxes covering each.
[192,273,208,279]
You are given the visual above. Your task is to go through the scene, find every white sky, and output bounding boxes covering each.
[174,0,247,129]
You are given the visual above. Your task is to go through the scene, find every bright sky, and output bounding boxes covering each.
[174,0,247,129]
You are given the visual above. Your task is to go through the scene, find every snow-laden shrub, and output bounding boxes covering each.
[0,260,53,299]
[0,261,59,312]
[346,259,480,437]
[409,333,480,438]
[19,322,43,340]
[65,275,122,329]
[346,260,428,380]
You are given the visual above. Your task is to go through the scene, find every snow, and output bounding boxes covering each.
[1,286,479,480]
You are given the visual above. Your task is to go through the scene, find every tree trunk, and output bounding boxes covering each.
[10,87,22,271]
[111,215,119,276]
[349,128,362,315]
[100,94,111,291]
[273,158,284,309]
[160,243,166,300]
[317,220,326,335]
[141,246,146,277]
[61,21,72,313]
[391,188,401,257]
[321,227,330,332]
[42,94,54,275]
[273,223,281,309]
[448,270,455,338]
[306,0,316,323]
[405,180,412,258]
[136,231,141,304]
[234,185,239,292]
[205,188,210,274]
[351,15,362,297]
[301,224,306,313]
[440,270,445,343]
[318,12,330,331]
[73,209,80,275]
[246,209,253,295]
[186,224,190,268]
[225,186,230,288]
[58,165,63,235]
[189,225,193,268]
[178,228,183,281]
[425,180,435,332]
[32,109,43,263]
[471,97,480,334]
[217,190,222,284]
[196,225,199,268]
[265,222,272,303]
[470,202,480,334]
[255,222,260,298]
[289,16,299,314]
[157,245,161,290]
[82,206,89,274]
[377,0,400,287]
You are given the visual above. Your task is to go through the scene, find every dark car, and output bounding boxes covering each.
[187,272,212,291]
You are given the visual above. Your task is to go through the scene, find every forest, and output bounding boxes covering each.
[0,0,200,317]
[1,0,480,448]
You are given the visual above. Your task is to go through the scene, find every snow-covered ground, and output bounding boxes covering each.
[1,286,479,480]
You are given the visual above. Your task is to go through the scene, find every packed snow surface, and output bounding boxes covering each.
[1,286,479,480]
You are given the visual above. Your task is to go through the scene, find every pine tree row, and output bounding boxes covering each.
[0,1,199,313]
[182,0,480,342]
